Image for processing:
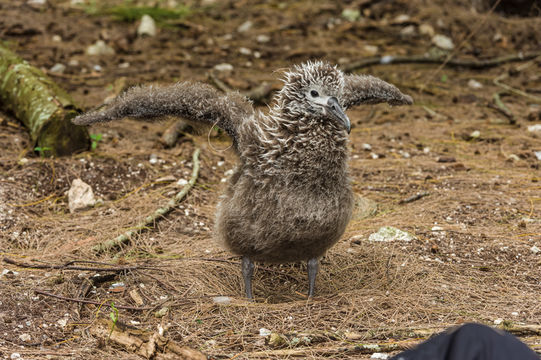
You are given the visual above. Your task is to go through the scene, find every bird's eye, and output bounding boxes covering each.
[310,90,319,98]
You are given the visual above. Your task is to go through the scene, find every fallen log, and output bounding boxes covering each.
[0,43,89,156]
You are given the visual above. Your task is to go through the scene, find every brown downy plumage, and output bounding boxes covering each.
[73,61,413,300]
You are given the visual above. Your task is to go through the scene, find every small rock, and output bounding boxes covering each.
[86,40,115,56]
[534,151,541,161]
[531,245,540,254]
[68,179,97,213]
[494,318,503,325]
[52,34,62,42]
[527,124,541,132]
[341,8,361,22]
[176,178,188,186]
[212,296,231,305]
[137,14,157,37]
[394,14,410,23]
[362,143,372,151]
[256,34,270,43]
[18,157,29,165]
[259,328,271,336]
[511,311,519,316]
[371,353,389,359]
[149,154,158,164]
[470,130,481,139]
[370,153,379,159]
[363,45,378,56]
[155,307,169,318]
[1,269,19,278]
[368,226,415,242]
[19,333,31,342]
[419,23,435,37]
[237,20,253,33]
[432,34,454,50]
[50,63,66,74]
[68,59,79,67]
[400,25,416,36]
[10,353,21,360]
[431,226,444,231]
[268,333,287,347]
[468,79,483,89]
[214,63,234,72]
[239,47,252,55]
[57,318,68,327]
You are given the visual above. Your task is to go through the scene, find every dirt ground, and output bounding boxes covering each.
[1,0,540,359]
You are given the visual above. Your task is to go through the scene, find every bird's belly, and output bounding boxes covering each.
[216,184,353,263]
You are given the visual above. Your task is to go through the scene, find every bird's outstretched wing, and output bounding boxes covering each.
[341,74,413,109]
[72,81,254,144]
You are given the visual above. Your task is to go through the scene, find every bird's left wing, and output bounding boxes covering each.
[72,81,254,144]
[341,74,413,109]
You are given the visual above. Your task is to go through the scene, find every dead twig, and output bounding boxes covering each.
[399,192,430,204]
[2,257,162,272]
[342,51,541,73]
[34,289,154,311]
[488,92,515,123]
[92,148,201,253]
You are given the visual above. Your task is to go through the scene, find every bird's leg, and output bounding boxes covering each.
[307,257,319,298]
[241,256,255,300]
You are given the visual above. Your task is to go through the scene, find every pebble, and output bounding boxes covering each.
[10,354,21,360]
[527,124,541,132]
[176,178,188,186]
[52,34,62,42]
[470,130,481,139]
[50,63,66,74]
[534,151,541,161]
[19,333,31,342]
[511,311,519,316]
[400,25,416,36]
[432,34,454,50]
[394,14,410,23]
[86,40,115,56]
[468,79,483,89]
[368,226,415,242]
[259,328,271,336]
[362,143,372,151]
[363,45,378,56]
[149,154,158,164]
[419,23,435,37]
[212,296,231,305]
[68,179,97,213]
[137,14,157,37]
[371,353,389,359]
[494,318,503,325]
[531,245,540,254]
[342,8,361,22]
[214,63,234,72]
[237,20,253,33]
[256,34,270,43]
[239,47,252,55]
[68,59,79,67]
[431,226,444,231]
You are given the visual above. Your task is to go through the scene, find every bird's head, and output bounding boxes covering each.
[274,61,351,134]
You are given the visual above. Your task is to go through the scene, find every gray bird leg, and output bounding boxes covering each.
[307,257,319,298]
[242,256,255,300]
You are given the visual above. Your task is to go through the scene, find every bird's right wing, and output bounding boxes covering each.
[72,81,254,146]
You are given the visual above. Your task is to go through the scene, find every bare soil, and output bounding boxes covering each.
[1,0,540,359]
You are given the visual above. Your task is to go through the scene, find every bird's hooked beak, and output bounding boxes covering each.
[326,97,351,134]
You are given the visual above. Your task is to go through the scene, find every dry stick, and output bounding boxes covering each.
[34,289,154,311]
[341,51,541,73]
[398,192,430,205]
[92,148,201,253]
[493,56,541,104]
[2,257,161,272]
